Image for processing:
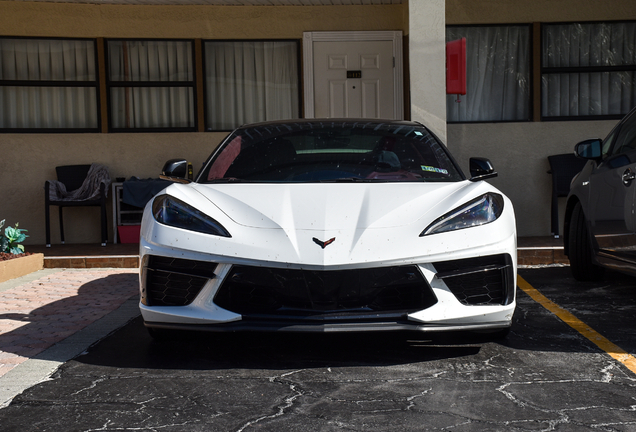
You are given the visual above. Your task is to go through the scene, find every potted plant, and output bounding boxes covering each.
[1,219,28,254]
[0,220,43,283]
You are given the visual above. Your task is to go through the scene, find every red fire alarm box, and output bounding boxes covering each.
[446,38,466,95]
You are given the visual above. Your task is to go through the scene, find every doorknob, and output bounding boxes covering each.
[622,168,635,186]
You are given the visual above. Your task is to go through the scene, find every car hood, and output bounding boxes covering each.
[186,182,483,231]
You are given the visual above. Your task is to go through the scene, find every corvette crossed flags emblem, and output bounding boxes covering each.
[312,237,336,249]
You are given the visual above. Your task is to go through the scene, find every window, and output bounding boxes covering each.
[0,38,99,131]
[446,26,531,122]
[200,121,463,183]
[611,110,636,155]
[542,22,636,120]
[602,128,618,157]
[107,40,196,131]
[203,40,300,131]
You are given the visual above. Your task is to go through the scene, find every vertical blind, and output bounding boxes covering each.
[107,40,195,129]
[446,26,531,122]
[542,22,636,118]
[204,41,299,131]
[0,38,98,129]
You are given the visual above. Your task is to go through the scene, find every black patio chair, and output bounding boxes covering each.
[44,164,109,247]
[547,153,587,238]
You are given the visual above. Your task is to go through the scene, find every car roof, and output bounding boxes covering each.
[236,118,425,130]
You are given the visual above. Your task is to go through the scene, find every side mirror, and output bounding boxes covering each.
[469,157,498,182]
[160,159,191,184]
[575,138,602,160]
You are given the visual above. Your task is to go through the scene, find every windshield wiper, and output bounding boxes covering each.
[207,177,247,183]
[319,177,370,183]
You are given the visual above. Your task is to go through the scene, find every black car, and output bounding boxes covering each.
[565,106,636,280]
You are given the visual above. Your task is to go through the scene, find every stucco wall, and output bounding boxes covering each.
[0,2,407,245]
[3,0,636,244]
[3,133,225,245]
[444,0,636,237]
[447,120,619,237]
[0,2,406,38]
[408,0,447,143]
[446,0,636,24]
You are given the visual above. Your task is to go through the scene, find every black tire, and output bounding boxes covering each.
[568,202,604,281]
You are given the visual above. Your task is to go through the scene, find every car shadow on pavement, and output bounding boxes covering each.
[0,272,139,368]
[75,316,490,371]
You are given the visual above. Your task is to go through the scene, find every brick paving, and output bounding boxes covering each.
[0,269,139,378]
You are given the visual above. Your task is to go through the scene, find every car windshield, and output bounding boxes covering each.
[199,121,464,183]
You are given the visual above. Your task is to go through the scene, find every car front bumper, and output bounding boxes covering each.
[139,230,517,334]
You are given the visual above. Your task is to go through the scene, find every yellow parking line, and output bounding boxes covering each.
[517,275,636,375]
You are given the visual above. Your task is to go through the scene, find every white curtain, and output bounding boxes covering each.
[205,41,299,130]
[0,38,97,129]
[542,23,636,118]
[108,40,194,129]
[446,26,530,122]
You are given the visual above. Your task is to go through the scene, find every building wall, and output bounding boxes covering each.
[446,0,636,237]
[4,132,224,245]
[446,0,636,24]
[408,0,447,143]
[3,0,636,245]
[0,2,407,245]
[0,2,406,38]
[448,121,617,238]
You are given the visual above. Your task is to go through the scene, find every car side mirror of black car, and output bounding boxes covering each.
[160,159,191,184]
[469,157,498,182]
[574,139,603,160]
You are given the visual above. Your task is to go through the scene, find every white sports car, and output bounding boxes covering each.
[139,119,517,338]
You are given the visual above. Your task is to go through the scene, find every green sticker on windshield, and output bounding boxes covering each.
[421,166,449,175]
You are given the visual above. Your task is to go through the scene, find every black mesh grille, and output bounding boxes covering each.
[214,265,437,319]
[433,254,514,306]
[144,256,217,307]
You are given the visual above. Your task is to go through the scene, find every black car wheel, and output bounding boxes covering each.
[568,202,604,281]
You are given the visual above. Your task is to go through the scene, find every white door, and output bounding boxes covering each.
[303,32,403,120]
[313,41,394,119]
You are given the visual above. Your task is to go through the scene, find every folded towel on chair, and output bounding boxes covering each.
[48,164,111,201]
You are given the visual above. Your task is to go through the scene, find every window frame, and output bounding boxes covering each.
[0,36,101,133]
[202,38,302,132]
[105,38,198,133]
[608,108,636,156]
[445,23,534,124]
[541,20,636,122]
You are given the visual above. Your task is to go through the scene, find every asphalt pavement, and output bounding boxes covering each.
[0,266,635,431]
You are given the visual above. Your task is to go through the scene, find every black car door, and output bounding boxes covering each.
[588,111,636,261]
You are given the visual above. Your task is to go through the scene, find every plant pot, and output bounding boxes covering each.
[0,253,44,283]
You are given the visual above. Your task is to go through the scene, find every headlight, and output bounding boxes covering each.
[152,194,231,237]
[421,193,504,236]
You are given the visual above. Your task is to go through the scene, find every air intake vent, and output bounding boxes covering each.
[434,254,514,306]
[214,265,437,319]
[144,256,217,306]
